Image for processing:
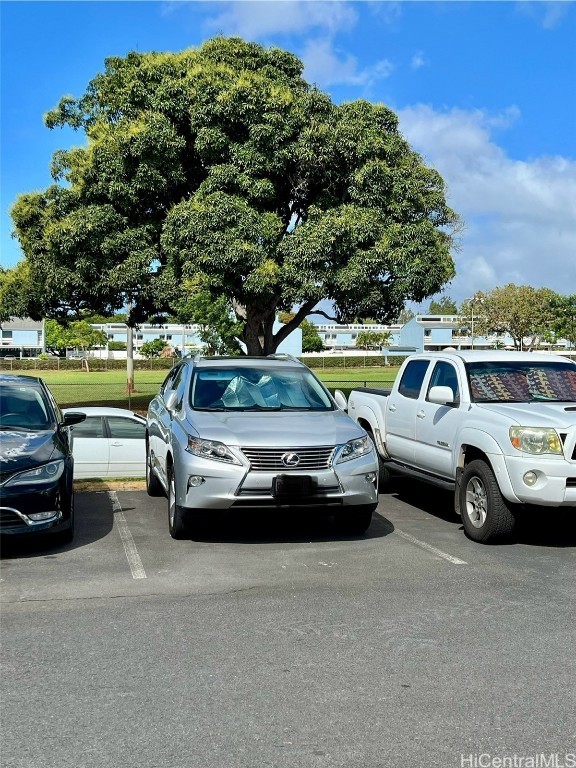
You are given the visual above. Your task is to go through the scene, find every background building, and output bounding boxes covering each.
[0,318,44,358]
[90,320,302,358]
[0,314,571,359]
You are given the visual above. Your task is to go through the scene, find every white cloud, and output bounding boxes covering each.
[398,104,576,302]
[410,51,427,70]
[203,1,358,39]
[199,0,395,88]
[515,1,571,30]
[302,37,393,87]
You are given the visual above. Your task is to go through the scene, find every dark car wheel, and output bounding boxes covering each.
[334,504,376,535]
[146,445,164,497]
[53,493,75,546]
[168,466,187,540]
[460,459,516,543]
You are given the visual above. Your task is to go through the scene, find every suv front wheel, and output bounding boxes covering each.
[146,443,164,497]
[333,504,376,535]
[168,465,188,540]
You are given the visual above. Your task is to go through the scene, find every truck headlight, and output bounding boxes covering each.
[4,460,65,486]
[509,427,562,455]
[336,435,372,464]
[186,437,241,464]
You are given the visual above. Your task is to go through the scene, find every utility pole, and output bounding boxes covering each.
[126,302,135,395]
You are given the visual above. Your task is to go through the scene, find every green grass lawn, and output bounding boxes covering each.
[7,365,398,409]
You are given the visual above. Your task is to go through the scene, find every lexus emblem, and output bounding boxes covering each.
[281,452,301,467]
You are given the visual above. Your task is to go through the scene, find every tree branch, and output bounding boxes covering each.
[307,308,338,322]
[273,300,323,347]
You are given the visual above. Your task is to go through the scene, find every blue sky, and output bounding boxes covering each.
[1,1,575,307]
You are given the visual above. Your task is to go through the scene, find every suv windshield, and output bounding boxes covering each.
[466,361,576,403]
[190,366,333,411]
[0,384,53,430]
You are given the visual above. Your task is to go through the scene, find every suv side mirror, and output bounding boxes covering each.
[165,390,180,412]
[333,390,348,411]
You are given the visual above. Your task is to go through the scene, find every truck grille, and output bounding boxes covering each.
[241,446,336,471]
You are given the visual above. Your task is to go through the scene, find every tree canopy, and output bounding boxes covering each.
[44,319,107,354]
[139,338,169,359]
[9,36,460,355]
[355,329,391,350]
[548,294,576,350]
[427,295,458,314]
[459,285,557,351]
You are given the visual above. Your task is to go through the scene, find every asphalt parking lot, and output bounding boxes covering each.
[1,482,575,768]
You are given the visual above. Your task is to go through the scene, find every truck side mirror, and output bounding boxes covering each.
[428,385,455,405]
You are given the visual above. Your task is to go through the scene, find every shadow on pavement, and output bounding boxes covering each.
[174,506,394,545]
[383,475,576,548]
[0,490,115,559]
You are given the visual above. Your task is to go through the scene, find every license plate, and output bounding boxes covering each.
[272,475,312,498]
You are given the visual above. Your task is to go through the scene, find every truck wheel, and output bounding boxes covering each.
[146,444,164,497]
[377,456,390,488]
[168,466,187,540]
[459,460,516,543]
[366,429,389,488]
[334,504,376,535]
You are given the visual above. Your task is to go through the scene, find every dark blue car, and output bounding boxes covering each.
[0,374,85,544]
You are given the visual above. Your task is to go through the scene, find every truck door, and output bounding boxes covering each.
[415,360,461,479]
[386,359,430,465]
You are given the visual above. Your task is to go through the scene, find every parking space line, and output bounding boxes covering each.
[108,491,147,579]
[393,528,468,565]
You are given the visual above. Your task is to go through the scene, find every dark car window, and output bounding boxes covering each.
[160,365,181,395]
[107,416,146,440]
[398,360,430,400]
[0,385,51,429]
[71,416,106,439]
[169,365,188,408]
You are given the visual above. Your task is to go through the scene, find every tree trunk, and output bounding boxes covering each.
[242,308,277,355]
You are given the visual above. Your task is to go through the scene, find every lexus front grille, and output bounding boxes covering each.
[241,446,336,471]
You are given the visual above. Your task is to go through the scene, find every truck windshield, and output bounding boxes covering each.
[190,367,333,411]
[466,361,576,403]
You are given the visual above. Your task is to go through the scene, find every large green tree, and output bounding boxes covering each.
[44,319,107,355]
[548,294,576,350]
[170,284,243,356]
[428,295,458,314]
[460,285,557,351]
[10,37,459,356]
[355,330,391,350]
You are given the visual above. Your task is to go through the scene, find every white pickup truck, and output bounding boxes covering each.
[344,350,576,542]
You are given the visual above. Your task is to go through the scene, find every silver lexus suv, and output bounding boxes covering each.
[146,355,378,538]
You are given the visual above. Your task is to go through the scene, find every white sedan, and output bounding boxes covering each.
[63,407,146,479]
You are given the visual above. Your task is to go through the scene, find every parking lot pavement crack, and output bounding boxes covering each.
[0,584,263,606]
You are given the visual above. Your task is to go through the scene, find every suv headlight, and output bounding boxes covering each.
[186,437,241,465]
[4,459,65,487]
[336,435,372,464]
[509,427,563,455]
